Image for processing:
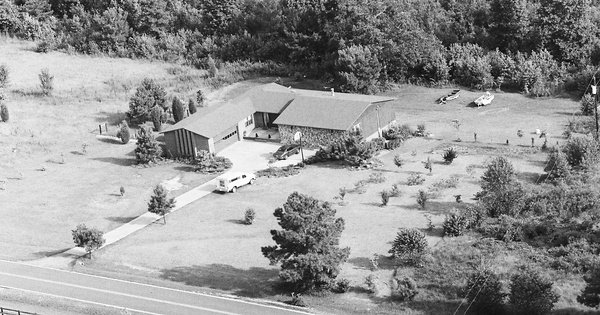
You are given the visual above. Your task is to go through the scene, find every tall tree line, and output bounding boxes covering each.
[2,0,600,94]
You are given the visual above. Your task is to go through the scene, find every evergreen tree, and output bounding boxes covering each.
[544,148,571,182]
[578,266,600,308]
[150,105,164,131]
[135,125,162,164]
[127,78,166,124]
[0,103,8,122]
[147,184,175,224]
[172,97,185,123]
[509,269,559,315]
[118,120,130,144]
[262,192,350,292]
[464,268,506,315]
[188,98,197,114]
[195,89,205,107]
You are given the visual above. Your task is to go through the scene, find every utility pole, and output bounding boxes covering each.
[594,76,599,139]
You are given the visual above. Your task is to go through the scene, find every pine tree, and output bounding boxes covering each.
[188,98,197,114]
[0,103,8,122]
[148,185,175,224]
[127,78,166,124]
[262,192,350,292]
[119,120,130,144]
[135,125,162,164]
[172,97,185,123]
[150,106,164,131]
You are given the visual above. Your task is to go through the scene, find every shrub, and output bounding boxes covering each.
[417,190,428,209]
[371,137,386,152]
[193,151,232,174]
[407,173,425,186]
[127,78,167,124]
[391,276,418,302]
[119,186,125,196]
[393,154,404,170]
[442,147,458,164]
[390,184,401,197]
[389,228,427,265]
[244,208,256,225]
[544,148,571,181]
[0,64,9,88]
[509,269,559,315]
[463,205,485,229]
[256,164,300,178]
[118,120,130,144]
[580,93,595,116]
[196,89,205,107]
[288,293,306,307]
[333,278,351,293]
[423,157,432,173]
[563,136,600,169]
[364,274,378,293]
[464,268,506,315]
[207,56,218,77]
[39,68,54,95]
[381,190,391,206]
[135,125,162,164]
[384,124,414,141]
[150,106,164,131]
[0,103,8,122]
[368,172,386,183]
[443,210,468,237]
[416,124,426,137]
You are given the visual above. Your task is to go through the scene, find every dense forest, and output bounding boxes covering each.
[2,0,600,94]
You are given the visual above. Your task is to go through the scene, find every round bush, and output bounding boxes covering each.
[389,228,427,261]
[391,276,418,301]
[464,268,506,315]
[0,103,8,122]
[443,211,468,237]
[509,269,559,315]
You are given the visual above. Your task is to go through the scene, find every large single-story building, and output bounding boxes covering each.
[161,83,397,157]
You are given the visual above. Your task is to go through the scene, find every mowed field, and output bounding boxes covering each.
[1,37,592,314]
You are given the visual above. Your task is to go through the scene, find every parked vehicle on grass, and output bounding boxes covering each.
[216,172,256,193]
[273,144,301,160]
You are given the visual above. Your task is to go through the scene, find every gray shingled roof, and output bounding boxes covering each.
[162,83,396,137]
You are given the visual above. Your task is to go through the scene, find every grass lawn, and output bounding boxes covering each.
[1,36,596,314]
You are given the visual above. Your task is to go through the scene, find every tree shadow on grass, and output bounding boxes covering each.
[91,157,136,167]
[348,255,397,271]
[226,219,247,225]
[160,264,281,298]
[97,136,122,144]
[105,216,138,224]
[173,165,196,172]
[32,247,73,258]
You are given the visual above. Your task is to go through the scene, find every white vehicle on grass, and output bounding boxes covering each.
[215,172,256,193]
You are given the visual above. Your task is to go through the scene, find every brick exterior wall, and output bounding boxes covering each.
[279,125,349,148]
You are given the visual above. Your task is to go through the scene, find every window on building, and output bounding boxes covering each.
[245,115,253,127]
[351,123,361,134]
[222,129,238,141]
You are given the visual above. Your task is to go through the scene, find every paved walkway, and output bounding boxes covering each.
[29,141,315,267]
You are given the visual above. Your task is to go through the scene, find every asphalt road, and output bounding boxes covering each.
[0,260,312,315]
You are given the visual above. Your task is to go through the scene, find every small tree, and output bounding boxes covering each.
[39,68,54,96]
[0,64,9,88]
[544,148,571,182]
[442,210,468,237]
[0,103,8,122]
[393,155,404,170]
[150,106,164,131]
[118,120,130,144]
[207,56,218,77]
[509,269,559,315]
[389,228,427,265]
[261,192,350,292]
[147,185,176,224]
[127,78,167,124]
[417,190,428,209]
[244,208,256,225]
[381,190,391,206]
[481,156,517,195]
[172,97,185,123]
[581,93,595,116]
[188,98,197,114]
[464,268,506,315]
[71,224,105,258]
[120,186,125,196]
[196,89,205,107]
[423,157,432,173]
[135,125,162,164]
[578,265,600,308]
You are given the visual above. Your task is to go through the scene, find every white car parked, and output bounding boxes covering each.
[215,172,256,193]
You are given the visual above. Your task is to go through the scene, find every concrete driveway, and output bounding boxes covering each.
[217,140,316,173]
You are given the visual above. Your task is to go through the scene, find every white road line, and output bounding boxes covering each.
[1,259,313,315]
[0,285,162,315]
[0,271,242,315]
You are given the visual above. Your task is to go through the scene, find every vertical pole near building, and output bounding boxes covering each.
[300,135,305,164]
[376,103,382,138]
[594,76,599,139]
